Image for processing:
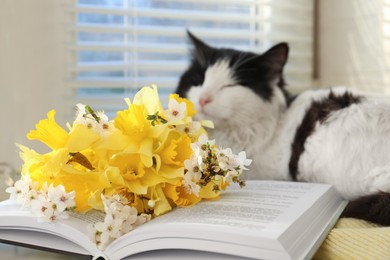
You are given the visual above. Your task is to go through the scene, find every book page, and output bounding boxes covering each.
[0,200,102,257]
[149,181,329,232]
[107,180,335,257]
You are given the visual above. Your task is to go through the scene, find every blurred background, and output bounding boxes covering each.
[1,0,390,193]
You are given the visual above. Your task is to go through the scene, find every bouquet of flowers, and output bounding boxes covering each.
[6,85,251,249]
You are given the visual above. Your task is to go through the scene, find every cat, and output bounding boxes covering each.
[175,31,390,226]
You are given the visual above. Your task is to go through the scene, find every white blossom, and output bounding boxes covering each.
[237,151,252,170]
[88,195,150,250]
[176,120,201,135]
[6,175,39,207]
[166,99,186,121]
[7,176,76,223]
[184,134,251,196]
[74,104,115,136]
[74,104,98,129]
[47,184,76,212]
[183,159,202,196]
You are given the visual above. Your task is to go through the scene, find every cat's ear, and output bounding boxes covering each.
[260,42,289,75]
[187,30,213,66]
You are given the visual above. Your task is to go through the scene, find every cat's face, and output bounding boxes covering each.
[176,32,289,128]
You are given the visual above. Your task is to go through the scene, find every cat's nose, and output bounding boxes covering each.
[199,96,212,108]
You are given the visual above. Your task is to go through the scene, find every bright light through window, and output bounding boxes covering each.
[70,0,313,118]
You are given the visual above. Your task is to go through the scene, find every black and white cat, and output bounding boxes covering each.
[176,31,390,225]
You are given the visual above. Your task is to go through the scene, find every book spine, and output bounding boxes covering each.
[92,254,108,260]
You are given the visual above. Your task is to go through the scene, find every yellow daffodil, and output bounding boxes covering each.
[159,132,192,167]
[115,104,150,141]
[153,131,192,181]
[110,153,146,182]
[20,147,67,185]
[108,153,164,195]
[163,182,201,207]
[27,110,68,150]
[19,144,109,212]
[53,165,110,212]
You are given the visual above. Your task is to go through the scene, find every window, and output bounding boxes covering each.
[69,0,314,120]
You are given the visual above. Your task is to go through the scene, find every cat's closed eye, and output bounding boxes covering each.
[222,84,235,88]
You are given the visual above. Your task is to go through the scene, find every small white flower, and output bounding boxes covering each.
[95,111,116,137]
[93,221,113,250]
[198,134,215,146]
[176,120,201,135]
[133,213,151,227]
[224,170,239,183]
[47,184,76,212]
[89,194,146,250]
[6,175,39,207]
[167,99,186,121]
[183,170,201,196]
[237,151,252,170]
[217,148,234,171]
[74,104,98,129]
[121,220,135,234]
[74,104,115,136]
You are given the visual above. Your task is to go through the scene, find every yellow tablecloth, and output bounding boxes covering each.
[314,218,390,259]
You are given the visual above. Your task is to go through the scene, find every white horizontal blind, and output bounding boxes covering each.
[68,0,314,119]
[319,0,390,94]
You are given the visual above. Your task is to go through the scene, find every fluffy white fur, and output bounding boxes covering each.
[188,60,390,200]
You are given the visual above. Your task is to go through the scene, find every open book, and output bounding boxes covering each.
[0,181,347,260]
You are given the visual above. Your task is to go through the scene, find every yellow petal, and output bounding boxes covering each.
[88,189,105,211]
[123,142,140,153]
[27,110,68,150]
[142,168,178,186]
[159,132,192,167]
[105,166,125,186]
[199,179,223,199]
[40,148,69,177]
[133,85,164,116]
[157,164,184,180]
[126,179,148,194]
[164,182,201,207]
[114,104,150,140]
[93,130,131,151]
[17,144,40,164]
[139,138,153,167]
[151,184,172,216]
[200,120,214,129]
[55,166,111,212]
[66,124,100,153]
[22,148,68,185]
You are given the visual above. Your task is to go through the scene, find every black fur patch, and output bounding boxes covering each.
[289,91,362,180]
[175,31,289,102]
[342,192,390,226]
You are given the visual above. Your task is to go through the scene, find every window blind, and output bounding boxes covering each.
[319,0,390,94]
[68,0,314,120]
